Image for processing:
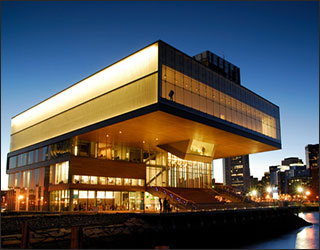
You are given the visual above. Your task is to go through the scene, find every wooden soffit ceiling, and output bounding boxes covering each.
[77,110,279,160]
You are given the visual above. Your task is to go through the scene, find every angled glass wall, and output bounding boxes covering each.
[159,42,281,143]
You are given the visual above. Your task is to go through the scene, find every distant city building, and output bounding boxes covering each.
[281,157,303,166]
[305,144,319,200]
[269,165,279,187]
[249,175,259,193]
[223,155,250,193]
[305,144,319,169]
[269,159,310,194]
[277,171,288,194]
[288,176,312,195]
[260,172,270,187]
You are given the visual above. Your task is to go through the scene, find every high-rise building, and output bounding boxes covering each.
[305,144,319,200]
[305,144,319,169]
[223,155,250,193]
[6,40,281,212]
[269,165,279,187]
[269,157,310,195]
[281,157,303,166]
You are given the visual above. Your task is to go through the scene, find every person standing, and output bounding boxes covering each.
[159,198,162,213]
[163,198,168,213]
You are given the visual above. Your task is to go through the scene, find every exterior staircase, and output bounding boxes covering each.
[209,184,256,204]
[146,186,198,210]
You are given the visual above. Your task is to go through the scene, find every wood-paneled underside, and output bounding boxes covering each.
[77,111,279,160]
[70,156,146,179]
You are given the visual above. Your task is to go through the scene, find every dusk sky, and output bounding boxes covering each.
[1,1,319,190]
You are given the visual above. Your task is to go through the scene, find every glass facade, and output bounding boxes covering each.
[161,65,279,140]
[8,146,50,169]
[168,153,211,188]
[49,190,145,212]
[72,175,145,187]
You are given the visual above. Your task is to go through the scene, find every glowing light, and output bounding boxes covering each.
[266,186,272,193]
[306,191,311,196]
[75,146,78,156]
[18,195,24,200]
[297,187,303,193]
[252,190,257,196]
[119,131,122,134]
[11,43,159,135]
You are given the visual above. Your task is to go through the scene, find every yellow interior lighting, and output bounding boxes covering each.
[11,43,159,135]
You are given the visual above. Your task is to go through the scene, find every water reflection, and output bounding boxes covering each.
[295,212,319,249]
[242,212,319,249]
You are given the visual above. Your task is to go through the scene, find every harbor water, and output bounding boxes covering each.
[241,212,319,249]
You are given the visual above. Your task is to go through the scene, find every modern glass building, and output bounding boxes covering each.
[6,40,281,212]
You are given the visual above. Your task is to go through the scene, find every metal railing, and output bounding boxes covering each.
[147,186,198,210]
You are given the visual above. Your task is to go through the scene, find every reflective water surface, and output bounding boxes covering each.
[242,212,319,249]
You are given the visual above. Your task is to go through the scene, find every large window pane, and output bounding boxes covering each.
[28,151,33,165]
[9,156,17,169]
[55,161,69,184]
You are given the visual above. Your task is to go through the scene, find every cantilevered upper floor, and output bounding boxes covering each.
[8,40,281,164]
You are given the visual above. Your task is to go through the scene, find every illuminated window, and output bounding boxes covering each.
[73,175,80,184]
[105,192,114,199]
[161,65,279,140]
[108,177,115,185]
[79,191,87,199]
[90,176,98,185]
[138,179,145,186]
[23,170,31,188]
[99,177,106,185]
[124,178,130,185]
[97,191,105,199]
[115,178,122,185]
[55,161,69,184]
[88,191,95,199]
[132,179,138,186]
[81,176,89,184]
[15,172,21,188]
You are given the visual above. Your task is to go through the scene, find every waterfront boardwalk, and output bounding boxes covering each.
[1,206,313,249]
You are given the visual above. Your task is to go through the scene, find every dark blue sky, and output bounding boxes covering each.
[1,1,319,188]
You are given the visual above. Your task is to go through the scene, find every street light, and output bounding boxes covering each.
[266,186,272,193]
[297,187,303,193]
[252,190,257,196]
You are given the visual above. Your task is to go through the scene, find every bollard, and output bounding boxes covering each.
[70,226,83,249]
[21,221,30,249]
